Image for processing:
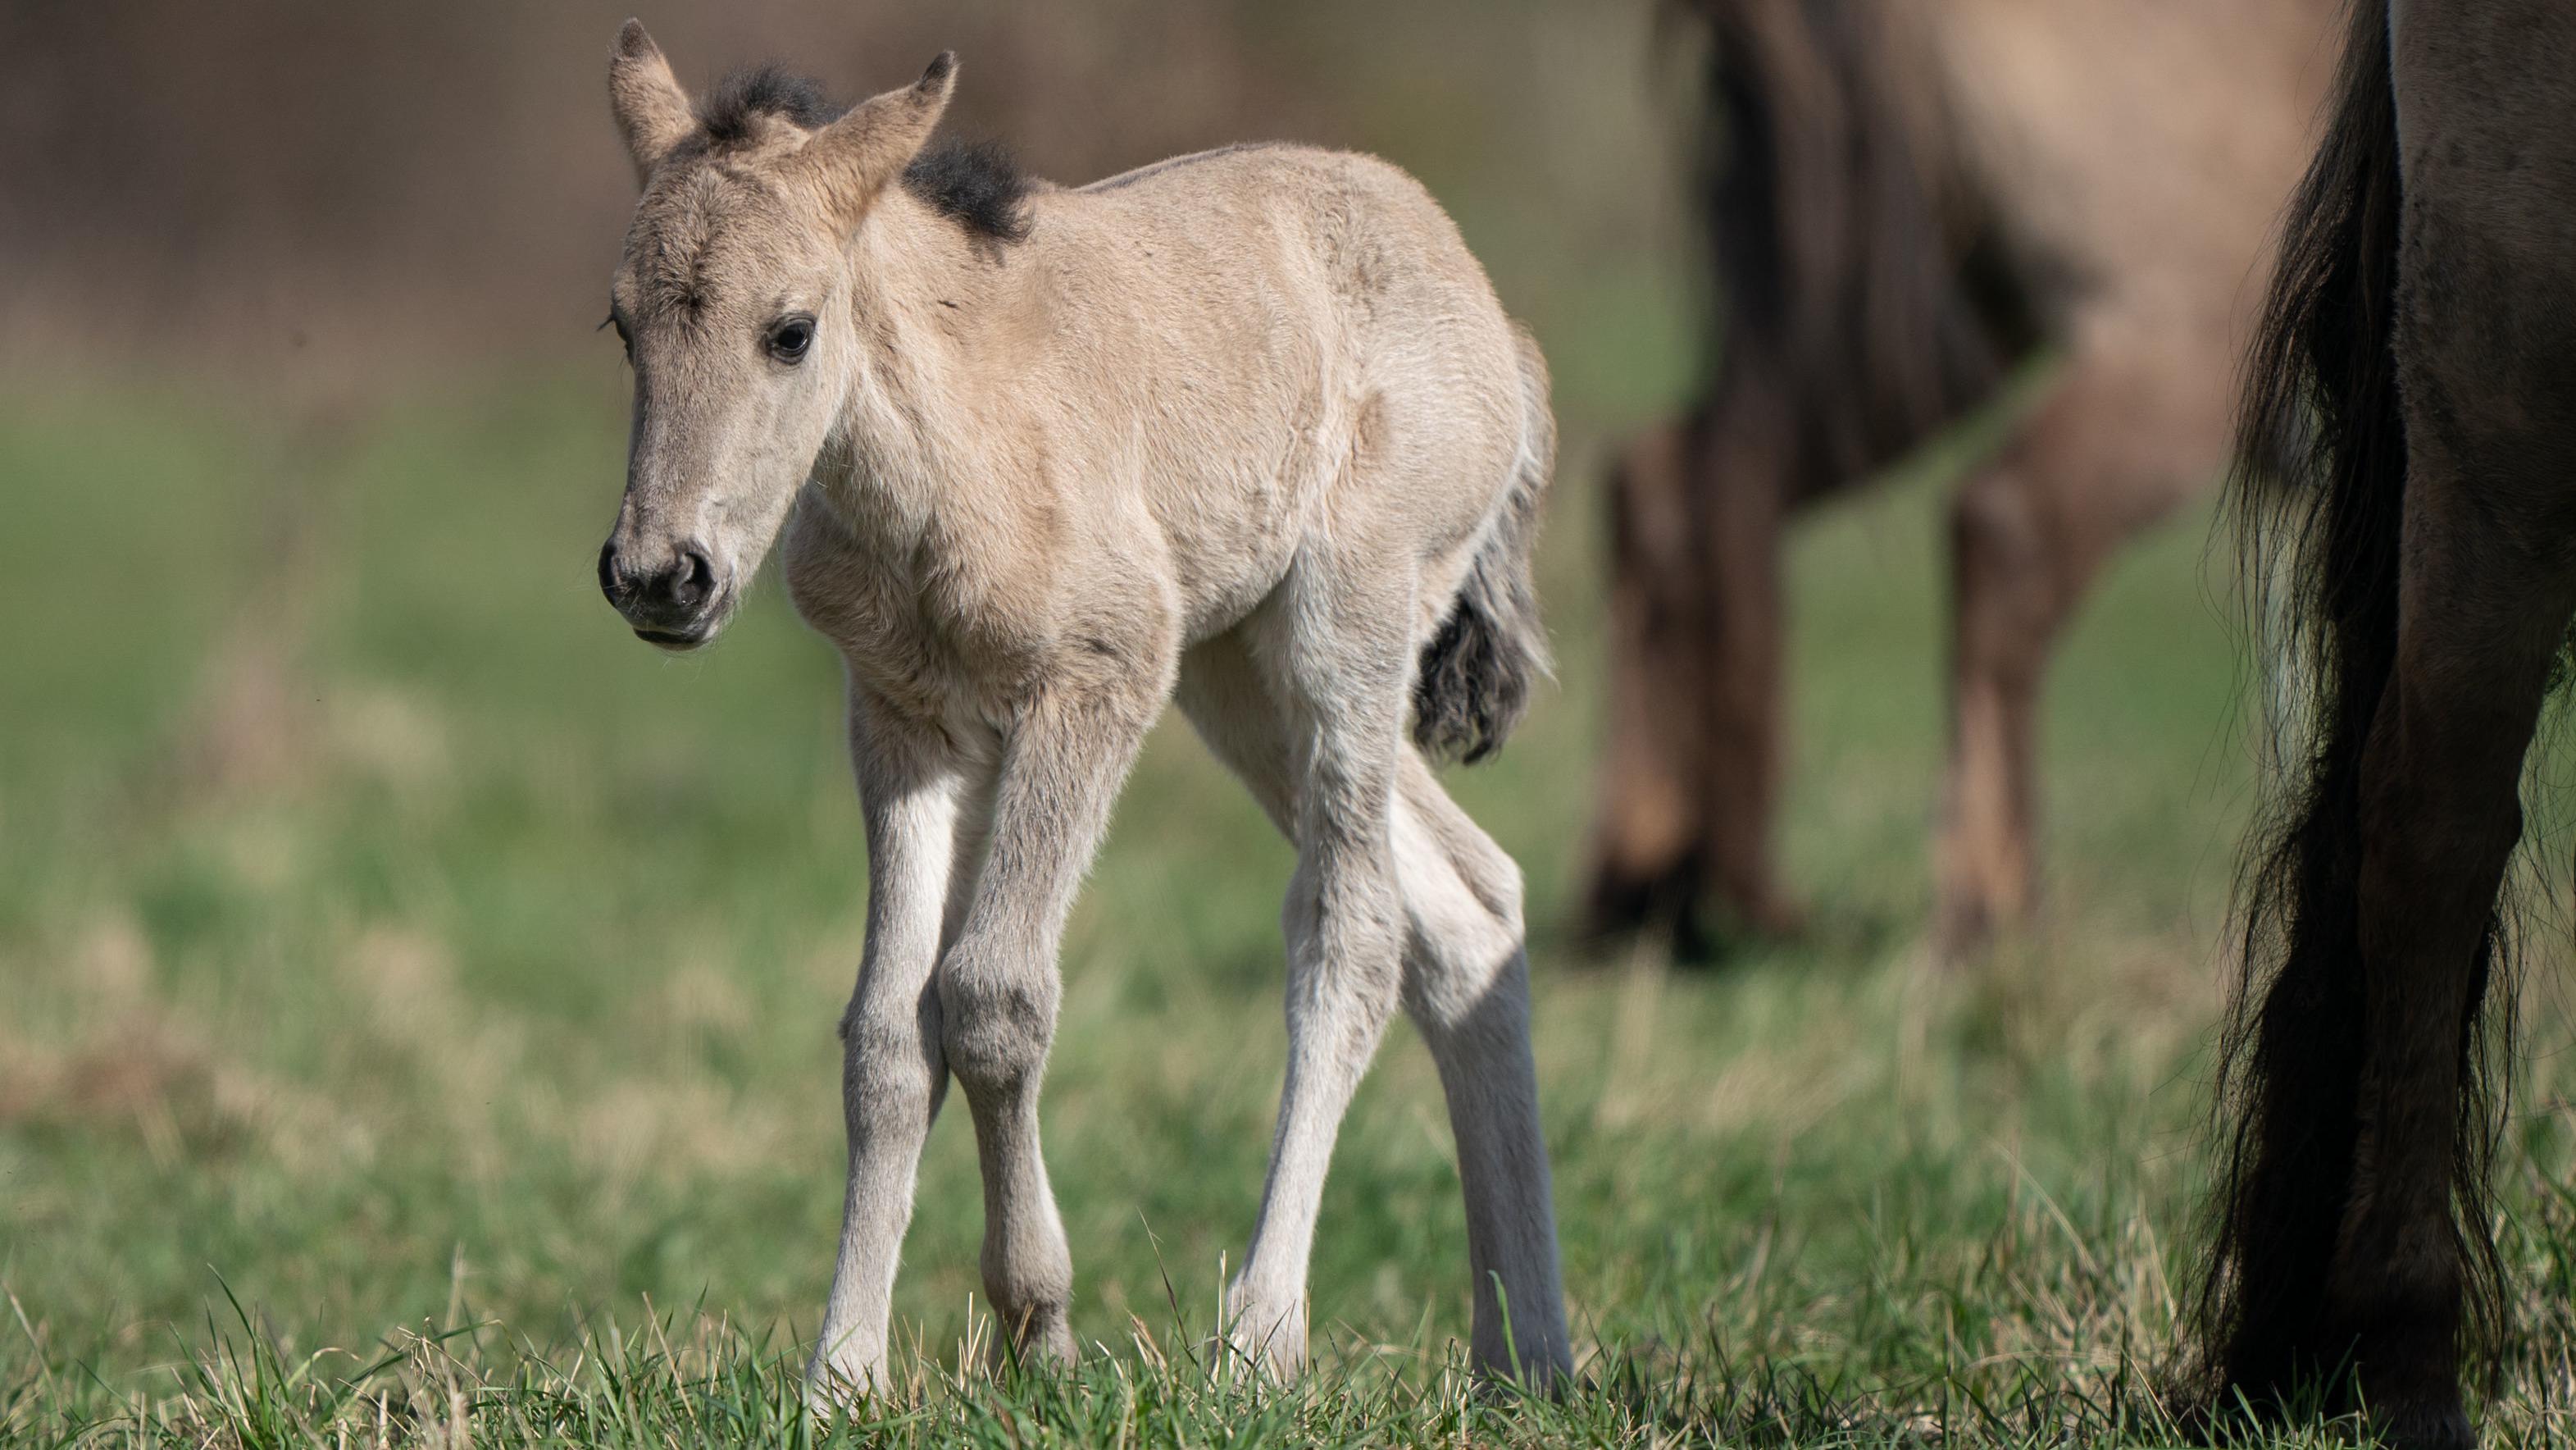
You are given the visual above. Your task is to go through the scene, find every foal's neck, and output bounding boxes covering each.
[817,189,1024,536]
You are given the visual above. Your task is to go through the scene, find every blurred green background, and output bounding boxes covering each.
[5,1,2574,1443]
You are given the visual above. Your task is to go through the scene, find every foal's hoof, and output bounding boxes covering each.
[991,1304,1077,1374]
[803,1344,893,1419]
[803,1370,876,1421]
[1215,1288,1306,1383]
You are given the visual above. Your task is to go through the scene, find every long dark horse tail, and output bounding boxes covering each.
[1675,0,2045,494]
[2199,0,2514,1411]
[1413,326,1554,765]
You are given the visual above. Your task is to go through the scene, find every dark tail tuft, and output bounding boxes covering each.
[2193,0,2515,1416]
[1414,329,1553,766]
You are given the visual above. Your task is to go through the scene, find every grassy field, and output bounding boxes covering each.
[6,370,2576,1448]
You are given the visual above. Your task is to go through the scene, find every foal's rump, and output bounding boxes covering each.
[1411,327,1551,766]
[1288,151,1554,765]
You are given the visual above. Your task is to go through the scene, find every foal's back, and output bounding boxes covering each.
[1012,144,1531,637]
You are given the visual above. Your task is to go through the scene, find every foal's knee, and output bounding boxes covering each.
[937,957,1060,1096]
[838,996,943,1119]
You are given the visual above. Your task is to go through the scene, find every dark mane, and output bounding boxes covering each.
[697,64,845,144]
[902,140,1034,245]
[691,64,1033,246]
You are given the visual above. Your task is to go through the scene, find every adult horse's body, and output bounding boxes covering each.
[591,26,1569,1393]
[2201,1,2576,1444]
[1584,0,2336,954]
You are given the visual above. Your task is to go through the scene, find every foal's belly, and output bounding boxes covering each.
[1148,409,1336,646]
[1168,515,1300,645]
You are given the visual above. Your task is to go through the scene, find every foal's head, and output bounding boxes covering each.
[595,22,953,650]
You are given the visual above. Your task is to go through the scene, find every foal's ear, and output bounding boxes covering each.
[609,20,696,185]
[786,53,958,226]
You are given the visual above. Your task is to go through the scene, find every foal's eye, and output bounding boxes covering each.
[602,311,632,362]
[767,315,817,364]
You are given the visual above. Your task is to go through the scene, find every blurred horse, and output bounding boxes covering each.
[1584,0,2335,955]
[590,25,1570,1395]
[2198,2,2576,1444]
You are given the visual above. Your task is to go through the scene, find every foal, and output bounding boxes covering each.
[592,25,1570,1393]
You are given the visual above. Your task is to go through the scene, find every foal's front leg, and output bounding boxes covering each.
[812,692,981,1398]
[940,678,1163,1367]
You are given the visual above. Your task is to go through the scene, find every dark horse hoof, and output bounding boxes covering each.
[1575,858,1808,968]
[1573,861,1690,958]
[2379,1398,2474,1450]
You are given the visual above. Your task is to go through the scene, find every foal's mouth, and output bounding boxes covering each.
[625,590,734,652]
[633,624,714,651]
[629,601,738,651]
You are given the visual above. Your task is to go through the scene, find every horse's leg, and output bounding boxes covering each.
[2315,486,2570,1447]
[1584,402,1802,949]
[937,668,1168,1369]
[1222,571,1413,1377]
[1583,422,1709,942]
[1935,349,2215,954]
[810,689,980,1398]
[2321,10,2576,1435]
[1393,750,1571,1384]
[1689,399,1805,944]
[1181,628,1568,1382]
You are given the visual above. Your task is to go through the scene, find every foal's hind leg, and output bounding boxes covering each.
[1936,346,2220,954]
[1181,624,1568,1384]
[2311,455,2576,1442]
[1217,574,1415,1377]
[1393,750,1571,1383]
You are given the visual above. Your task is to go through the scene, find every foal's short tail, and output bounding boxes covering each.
[1413,327,1554,766]
[2196,0,2514,1413]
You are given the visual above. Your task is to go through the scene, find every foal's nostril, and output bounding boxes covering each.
[597,540,623,601]
[673,545,717,609]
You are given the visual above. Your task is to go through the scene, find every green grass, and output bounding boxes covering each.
[5,373,2576,1447]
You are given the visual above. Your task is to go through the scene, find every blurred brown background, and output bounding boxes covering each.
[0,0,1691,413]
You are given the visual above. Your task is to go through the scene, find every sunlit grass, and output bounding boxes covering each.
[5,380,2574,1445]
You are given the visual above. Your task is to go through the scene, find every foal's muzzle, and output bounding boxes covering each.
[598,536,729,650]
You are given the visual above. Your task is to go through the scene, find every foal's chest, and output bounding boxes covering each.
[781,493,1046,727]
